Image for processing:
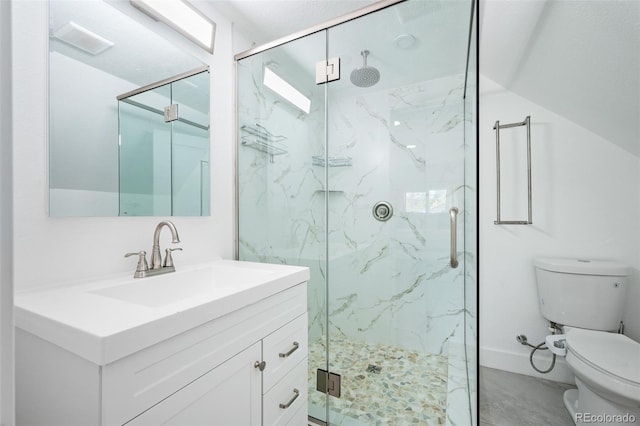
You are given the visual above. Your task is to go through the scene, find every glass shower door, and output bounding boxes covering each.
[171,72,210,216]
[118,70,210,216]
[237,1,476,424]
[236,32,330,424]
[119,84,172,216]
[322,2,471,424]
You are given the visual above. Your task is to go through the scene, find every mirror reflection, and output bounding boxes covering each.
[48,0,210,217]
[118,69,210,216]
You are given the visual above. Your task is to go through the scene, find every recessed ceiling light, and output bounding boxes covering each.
[53,21,114,56]
[394,34,416,50]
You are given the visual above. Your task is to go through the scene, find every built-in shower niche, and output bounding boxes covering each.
[311,156,352,168]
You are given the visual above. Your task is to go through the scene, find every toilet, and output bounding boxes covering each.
[534,257,640,425]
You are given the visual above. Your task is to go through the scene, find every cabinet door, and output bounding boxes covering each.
[126,342,261,426]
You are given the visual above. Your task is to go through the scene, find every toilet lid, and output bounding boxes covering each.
[566,328,640,385]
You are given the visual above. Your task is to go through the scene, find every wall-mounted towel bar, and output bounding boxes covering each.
[494,116,532,225]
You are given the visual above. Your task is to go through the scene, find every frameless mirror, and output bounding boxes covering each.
[48,0,210,216]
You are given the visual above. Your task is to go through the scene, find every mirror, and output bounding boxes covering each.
[118,69,210,216]
[48,0,210,216]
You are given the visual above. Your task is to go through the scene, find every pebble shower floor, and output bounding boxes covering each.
[308,335,449,425]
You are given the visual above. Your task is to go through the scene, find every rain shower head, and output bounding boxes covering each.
[350,50,380,88]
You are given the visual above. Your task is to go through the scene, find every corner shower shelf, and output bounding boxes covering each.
[311,156,352,167]
[241,124,288,162]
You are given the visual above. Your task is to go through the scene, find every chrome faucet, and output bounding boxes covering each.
[151,220,180,270]
[125,220,182,278]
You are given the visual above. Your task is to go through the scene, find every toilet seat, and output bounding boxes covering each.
[565,328,640,408]
[566,328,640,386]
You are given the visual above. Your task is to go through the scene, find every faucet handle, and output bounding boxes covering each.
[163,248,182,268]
[125,251,149,277]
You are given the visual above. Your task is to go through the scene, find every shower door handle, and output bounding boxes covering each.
[450,207,459,268]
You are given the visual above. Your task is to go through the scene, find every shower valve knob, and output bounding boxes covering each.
[373,201,393,221]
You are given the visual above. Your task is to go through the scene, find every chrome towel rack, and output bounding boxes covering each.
[494,116,532,225]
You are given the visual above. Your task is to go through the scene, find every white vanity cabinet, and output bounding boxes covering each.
[123,310,308,426]
[16,266,309,426]
[126,341,262,426]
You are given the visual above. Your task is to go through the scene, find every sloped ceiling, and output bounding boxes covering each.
[221,0,640,156]
[480,0,640,156]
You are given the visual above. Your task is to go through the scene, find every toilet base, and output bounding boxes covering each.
[563,388,579,424]
[563,377,639,425]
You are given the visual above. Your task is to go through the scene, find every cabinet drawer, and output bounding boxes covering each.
[285,399,309,426]
[263,358,308,426]
[286,399,309,426]
[263,313,308,392]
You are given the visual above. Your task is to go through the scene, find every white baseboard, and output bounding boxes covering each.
[480,346,576,384]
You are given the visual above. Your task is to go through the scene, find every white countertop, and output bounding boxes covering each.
[15,259,309,366]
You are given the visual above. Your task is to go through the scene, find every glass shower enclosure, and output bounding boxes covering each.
[118,68,210,216]
[236,0,477,424]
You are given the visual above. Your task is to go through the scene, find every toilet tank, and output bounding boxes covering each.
[534,258,630,331]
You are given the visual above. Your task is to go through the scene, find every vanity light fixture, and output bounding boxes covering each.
[130,0,216,54]
[263,66,311,114]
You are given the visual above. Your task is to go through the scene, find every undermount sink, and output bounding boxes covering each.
[92,263,274,307]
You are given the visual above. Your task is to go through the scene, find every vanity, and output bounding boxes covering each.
[15,260,309,426]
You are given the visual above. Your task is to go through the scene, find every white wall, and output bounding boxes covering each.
[12,0,237,292]
[49,52,133,196]
[479,76,640,383]
[0,0,14,423]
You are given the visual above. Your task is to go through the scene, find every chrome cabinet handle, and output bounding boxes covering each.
[279,341,299,358]
[449,207,459,268]
[253,360,266,371]
[279,388,300,409]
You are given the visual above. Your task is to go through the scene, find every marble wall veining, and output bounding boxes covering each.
[238,59,469,358]
[323,78,468,356]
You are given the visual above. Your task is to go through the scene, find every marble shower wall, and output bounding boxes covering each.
[323,75,467,357]
[237,50,327,346]
[238,54,468,358]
